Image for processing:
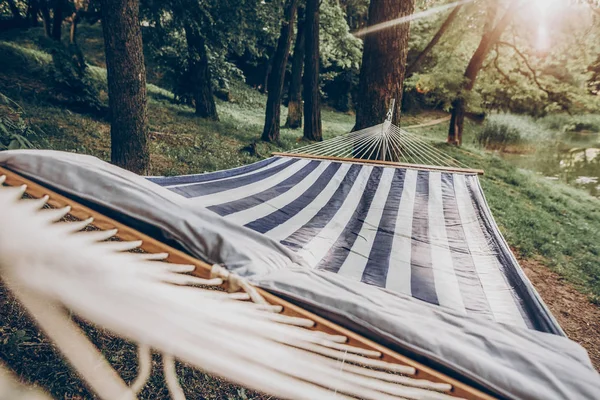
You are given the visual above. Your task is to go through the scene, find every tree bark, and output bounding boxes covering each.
[405,4,462,77]
[261,0,300,142]
[69,11,81,44]
[448,0,519,145]
[303,0,322,141]
[28,0,40,27]
[354,0,415,132]
[285,7,305,129]
[184,24,219,120]
[40,1,52,37]
[100,0,150,174]
[51,0,64,41]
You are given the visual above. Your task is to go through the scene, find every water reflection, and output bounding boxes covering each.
[500,134,600,198]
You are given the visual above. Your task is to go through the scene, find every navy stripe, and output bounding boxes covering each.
[170,158,299,198]
[317,167,384,273]
[245,163,342,234]
[208,160,321,216]
[361,169,406,287]
[281,164,363,250]
[464,176,535,330]
[410,171,439,305]
[148,157,279,186]
[441,173,493,318]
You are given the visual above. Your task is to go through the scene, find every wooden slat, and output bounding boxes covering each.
[272,152,485,175]
[0,165,495,400]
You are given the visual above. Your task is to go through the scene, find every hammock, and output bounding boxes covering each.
[0,122,598,400]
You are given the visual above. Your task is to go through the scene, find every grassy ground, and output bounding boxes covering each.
[1,25,599,398]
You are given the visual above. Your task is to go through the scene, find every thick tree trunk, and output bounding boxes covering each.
[447,0,519,145]
[405,4,462,77]
[51,0,64,41]
[261,0,299,142]
[184,24,219,120]
[303,0,322,141]
[354,0,415,131]
[100,0,150,174]
[285,7,305,129]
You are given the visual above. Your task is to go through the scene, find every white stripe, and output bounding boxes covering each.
[166,157,289,188]
[385,169,418,295]
[337,168,396,281]
[226,162,331,226]
[428,172,467,314]
[453,174,527,328]
[191,159,311,207]
[296,166,373,268]
[265,164,352,241]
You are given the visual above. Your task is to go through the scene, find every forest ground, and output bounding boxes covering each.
[0,25,599,398]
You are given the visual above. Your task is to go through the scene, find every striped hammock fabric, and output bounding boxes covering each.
[149,155,559,334]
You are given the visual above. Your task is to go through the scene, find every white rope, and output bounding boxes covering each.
[130,345,152,393]
[163,354,186,400]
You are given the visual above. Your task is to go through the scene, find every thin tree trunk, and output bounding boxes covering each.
[448,0,519,145]
[184,24,219,120]
[262,0,300,142]
[405,4,462,77]
[51,0,64,41]
[303,0,322,141]
[69,12,80,44]
[28,0,40,27]
[100,0,149,174]
[40,1,52,37]
[285,7,305,129]
[354,0,415,132]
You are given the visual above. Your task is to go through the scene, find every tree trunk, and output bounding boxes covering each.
[100,0,150,174]
[405,4,462,77]
[69,11,80,44]
[51,0,64,41]
[28,0,40,27]
[285,7,305,129]
[354,0,415,131]
[447,0,519,145]
[261,0,300,142]
[303,0,322,141]
[40,1,52,37]
[184,24,219,120]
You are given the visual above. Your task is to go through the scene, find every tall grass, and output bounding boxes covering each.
[476,114,556,151]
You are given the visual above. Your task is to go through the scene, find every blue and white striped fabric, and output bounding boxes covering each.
[148,156,557,332]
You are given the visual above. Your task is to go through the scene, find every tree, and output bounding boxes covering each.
[184,23,219,120]
[284,6,305,129]
[262,0,300,142]
[303,0,322,141]
[100,0,149,174]
[353,0,415,131]
[405,4,463,78]
[447,0,520,145]
[51,0,65,40]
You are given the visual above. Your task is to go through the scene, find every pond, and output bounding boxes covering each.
[500,132,600,198]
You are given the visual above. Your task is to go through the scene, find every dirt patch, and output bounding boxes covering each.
[520,257,600,371]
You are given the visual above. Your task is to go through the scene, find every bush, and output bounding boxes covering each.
[539,114,600,133]
[0,93,37,150]
[476,114,555,151]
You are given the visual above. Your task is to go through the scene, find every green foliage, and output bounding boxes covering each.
[48,43,104,113]
[476,114,556,150]
[0,93,37,150]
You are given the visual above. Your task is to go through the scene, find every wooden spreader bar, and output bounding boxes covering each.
[0,165,494,400]
[272,152,485,175]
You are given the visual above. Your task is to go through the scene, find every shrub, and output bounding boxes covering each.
[476,114,554,151]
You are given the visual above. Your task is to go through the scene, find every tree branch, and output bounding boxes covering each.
[497,40,552,95]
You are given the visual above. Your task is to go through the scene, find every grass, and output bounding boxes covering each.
[1,25,599,399]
